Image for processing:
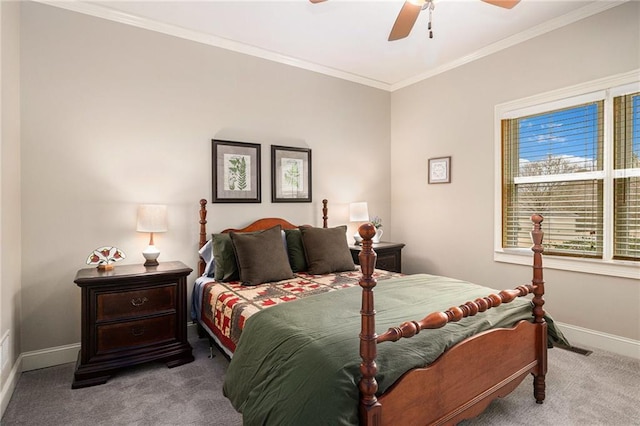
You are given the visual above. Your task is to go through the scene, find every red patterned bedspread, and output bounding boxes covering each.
[200,267,402,354]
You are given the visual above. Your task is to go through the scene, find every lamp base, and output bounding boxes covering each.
[142,244,160,267]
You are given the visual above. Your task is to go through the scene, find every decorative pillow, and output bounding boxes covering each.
[213,233,239,282]
[198,239,215,277]
[230,225,294,286]
[300,225,355,275]
[284,229,307,272]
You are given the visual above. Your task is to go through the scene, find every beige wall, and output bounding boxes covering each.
[390,2,640,341]
[19,2,390,352]
[1,0,22,404]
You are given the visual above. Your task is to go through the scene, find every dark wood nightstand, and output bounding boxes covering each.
[349,242,405,273]
[72,261,194,389]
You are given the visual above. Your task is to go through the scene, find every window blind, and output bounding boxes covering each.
[613,92,640,260]
[502,101,605,258]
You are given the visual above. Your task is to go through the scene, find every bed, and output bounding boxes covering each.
[193,199,567,425]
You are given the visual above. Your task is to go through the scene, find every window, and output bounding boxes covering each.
[495,72,639,279]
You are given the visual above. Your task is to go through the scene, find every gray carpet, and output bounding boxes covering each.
[2,336,639,425]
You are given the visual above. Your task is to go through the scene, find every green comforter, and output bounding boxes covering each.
[223,274,567,426]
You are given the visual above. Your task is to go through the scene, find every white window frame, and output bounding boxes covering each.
[494,70,640,280]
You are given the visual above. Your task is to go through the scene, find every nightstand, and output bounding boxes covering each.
[72,261,194,389]
[349,242,405,273]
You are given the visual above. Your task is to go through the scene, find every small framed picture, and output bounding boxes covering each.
[271,145,312,203]
[428,156,451,184]
[212,139,261,203]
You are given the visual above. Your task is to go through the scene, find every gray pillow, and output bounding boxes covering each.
[300,225,355,275]
[213,233,239,282]
[230,225,294,286]
[284,228,308,272]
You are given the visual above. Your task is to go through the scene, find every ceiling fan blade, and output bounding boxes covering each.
[309,0,327,3]
[388,1,422,41]
[481,0,520,9]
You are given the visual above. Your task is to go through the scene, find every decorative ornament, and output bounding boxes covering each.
[370,216,383,230]
[86,246,126,270]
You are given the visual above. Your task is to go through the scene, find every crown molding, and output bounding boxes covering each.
[33,0,392,91]
[34,1,627,93]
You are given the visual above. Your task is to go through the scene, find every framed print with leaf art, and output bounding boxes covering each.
[271,145,312,203]
[212,139,261,203]
[428,156,451,184]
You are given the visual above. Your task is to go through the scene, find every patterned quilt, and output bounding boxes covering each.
[199,267,402,354]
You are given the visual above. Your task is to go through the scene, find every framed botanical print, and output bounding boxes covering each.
[212,139,261,203]
[428,156,451,184]
[271,145,312,203]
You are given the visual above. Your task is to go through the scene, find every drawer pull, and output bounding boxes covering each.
[131,326,145,337]
[131,297,148,307]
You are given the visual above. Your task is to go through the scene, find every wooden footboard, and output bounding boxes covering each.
[358,215,547,426]
[376,320,547,425]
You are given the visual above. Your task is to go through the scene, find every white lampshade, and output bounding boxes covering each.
[349,202,369,222]
[136,205,168,233]
[137,204,167,266]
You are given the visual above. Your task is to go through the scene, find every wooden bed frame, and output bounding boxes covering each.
[197,199,547,425]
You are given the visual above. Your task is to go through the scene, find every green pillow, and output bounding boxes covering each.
[300,225,355,275]
[284,229,307,272]
[230,225,294,286]
[213,233,239,282]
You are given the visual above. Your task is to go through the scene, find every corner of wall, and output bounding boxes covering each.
[0,354,22,418]
[0,0,23,418]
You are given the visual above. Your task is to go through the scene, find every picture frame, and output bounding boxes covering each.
[428,156,451,184]
[271,145,312,203]
[212,139,261,203]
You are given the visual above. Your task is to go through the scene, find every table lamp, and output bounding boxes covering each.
[349,202,369,245]
[136,204,168,266]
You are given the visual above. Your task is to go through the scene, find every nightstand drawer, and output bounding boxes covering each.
[349,242,405,273]
[376,254,399,272]
[96,285,176,321]
[96,315,176,354]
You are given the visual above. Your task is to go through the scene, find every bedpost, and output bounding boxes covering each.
[198,199,208,276]
[530,214,547,404]
[530,214,545,324]
[322,199,328,228]
[358,223,381,425]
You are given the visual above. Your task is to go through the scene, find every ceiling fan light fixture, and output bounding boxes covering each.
[409,0,435,9]
[310,0,519,42]
[481,0,520,9]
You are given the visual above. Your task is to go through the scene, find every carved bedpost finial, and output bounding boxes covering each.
[358,222,376,240]
[322,199,328,228]
[198,199,208,276]
[530,214,544,249]
[530,214,545,324]
[358,222,378,290]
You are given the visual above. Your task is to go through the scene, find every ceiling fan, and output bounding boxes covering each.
[310,0,521,41]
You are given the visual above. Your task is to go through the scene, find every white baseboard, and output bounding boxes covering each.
[556,321,640,359]
[187,321,199,339]
[0,354,22,418]
[20,343,79,372]
[18,325,203,373]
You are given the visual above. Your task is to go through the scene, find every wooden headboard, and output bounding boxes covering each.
[198,199,329,275]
